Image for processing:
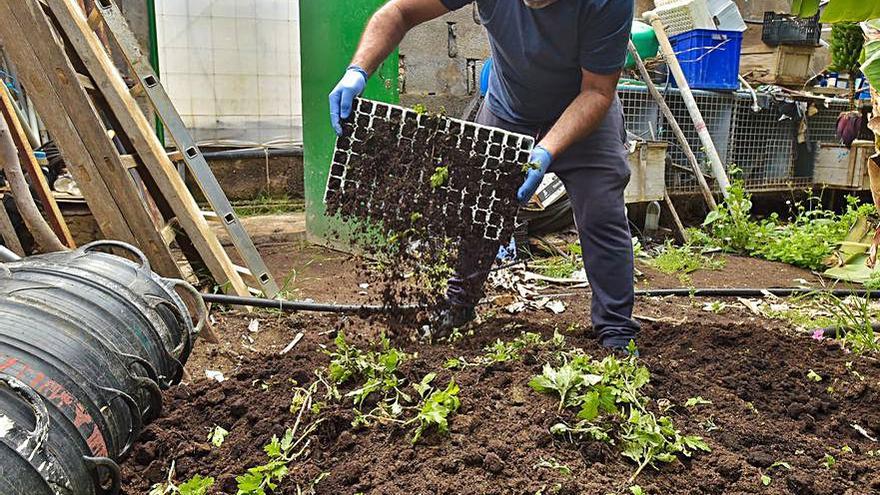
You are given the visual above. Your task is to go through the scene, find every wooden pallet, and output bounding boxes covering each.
[0,0,261,297]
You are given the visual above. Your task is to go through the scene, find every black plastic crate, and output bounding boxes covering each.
[762,12,822,47]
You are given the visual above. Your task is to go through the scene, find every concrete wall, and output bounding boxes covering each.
[398,5,489,116]
[186,155,304,202]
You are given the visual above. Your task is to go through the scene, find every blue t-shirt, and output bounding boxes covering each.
[440,0,633,125]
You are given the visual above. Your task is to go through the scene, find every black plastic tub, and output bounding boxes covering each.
[0,242,204,495]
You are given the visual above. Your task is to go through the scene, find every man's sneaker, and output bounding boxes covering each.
[421,304,477,340]
[602,337,640,358]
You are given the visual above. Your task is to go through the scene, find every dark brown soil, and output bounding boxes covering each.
[636,255,819,290]
[121,315,880,495]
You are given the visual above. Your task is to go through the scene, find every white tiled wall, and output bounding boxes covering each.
[156,0,302,145]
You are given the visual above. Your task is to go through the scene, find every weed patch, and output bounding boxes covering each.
[531,350,709,481]
[689,180,874,270]
[646,242,725,282]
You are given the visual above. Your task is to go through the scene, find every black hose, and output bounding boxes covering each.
[203,287,880,316]
[200,148,303,161]
[201,293,425,314]
[634,288,880,298]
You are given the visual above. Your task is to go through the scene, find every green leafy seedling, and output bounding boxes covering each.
[534,457,572,476]
[207,425,229,448]
[149,462,214,495]
[823,454,836,469]
[522,161,542,173]
[529,362,600,412]
[761,460,791,486]
[178,476,214,495]
[807,370,823,382]
[236,429,299,495]
[410,379,461,443]
[430,165,449,189]
[684,397,712,408]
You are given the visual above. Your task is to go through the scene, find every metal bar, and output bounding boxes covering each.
[94,0,279,297]
[627,41,717,210]
[646,12,732,198]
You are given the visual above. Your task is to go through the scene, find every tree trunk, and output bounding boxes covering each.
[0,114,67,253]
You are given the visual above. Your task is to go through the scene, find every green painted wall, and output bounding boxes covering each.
[299,1,399,246]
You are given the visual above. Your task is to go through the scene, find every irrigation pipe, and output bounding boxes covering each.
[203,287,880,316]
[634,288,880,298]
[201,293,426,314]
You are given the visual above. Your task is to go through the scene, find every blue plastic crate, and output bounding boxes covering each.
[670,29,743,91]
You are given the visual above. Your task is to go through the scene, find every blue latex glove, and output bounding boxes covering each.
[517,145,553,205]
[329,65,368,136]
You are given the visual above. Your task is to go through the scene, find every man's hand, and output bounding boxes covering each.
[517,145,553,205]
[328,0,451,135]
[329,66,368,136]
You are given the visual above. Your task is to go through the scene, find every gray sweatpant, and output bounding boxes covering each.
[447,97,640,348]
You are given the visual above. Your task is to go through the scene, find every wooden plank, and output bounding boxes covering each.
[0,196,25,256]
[0,0,133,245]
[46,0,251,297]
[0,84,76,248]
[5,0,181,277]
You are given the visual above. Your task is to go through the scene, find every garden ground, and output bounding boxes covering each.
[122,237,880,495]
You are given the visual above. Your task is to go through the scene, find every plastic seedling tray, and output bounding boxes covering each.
[325,98,535,243]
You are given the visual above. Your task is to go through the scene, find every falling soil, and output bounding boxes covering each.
[121,317,880,494]
[324,99,526,313]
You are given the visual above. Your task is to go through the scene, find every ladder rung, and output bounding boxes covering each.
[87,8,102,31]
[76,73,95,91]
[118,154,138,169]
[159,223,177,246]
[129,81,145,98]
[200,210,221,223]
[233,264,253,277]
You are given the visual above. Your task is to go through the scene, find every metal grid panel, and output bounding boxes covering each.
[619,85,660,141]
[808,98,850,144]
[729,93,799,190]
[619,85,848,195]
[650,86,735,194]
[325,98,534,242]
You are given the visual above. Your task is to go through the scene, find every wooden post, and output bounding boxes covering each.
[0,1,134,243]
[664,192,690,243]
[645,12,732,199]
[2,0,182,277]
[627,41,717,211]
[0,196,25,256]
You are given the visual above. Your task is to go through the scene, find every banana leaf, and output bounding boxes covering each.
[820,3,880,23]
[791,0,820,17]
[864,40,880,89]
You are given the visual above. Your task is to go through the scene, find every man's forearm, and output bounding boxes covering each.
[351,4,415,75]
[539,91,615,158]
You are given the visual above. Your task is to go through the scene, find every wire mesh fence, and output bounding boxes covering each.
[619,84,850,195]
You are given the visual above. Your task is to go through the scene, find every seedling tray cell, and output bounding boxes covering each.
[325,98,535,243]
